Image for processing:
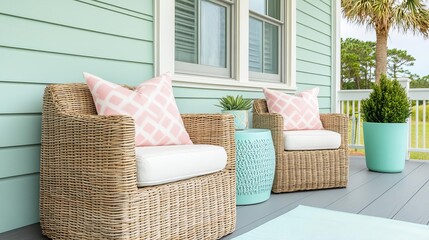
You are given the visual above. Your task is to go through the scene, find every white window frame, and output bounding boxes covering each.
[332,0,341,113]
[248,1,284,83]
[175,0,233,78]
[155,0,296,91]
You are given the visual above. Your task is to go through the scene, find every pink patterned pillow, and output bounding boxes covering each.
[84,72,193,146]
[263,88,324,130]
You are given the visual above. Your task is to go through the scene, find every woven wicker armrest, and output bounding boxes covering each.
[41,110,138,194]
[181,114,235,171]
[252,112,284,156]
[320,113,349,150]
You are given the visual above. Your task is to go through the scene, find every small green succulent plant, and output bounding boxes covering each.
[216,95,252,111]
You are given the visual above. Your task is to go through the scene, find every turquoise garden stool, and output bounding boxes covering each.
[235,129,276,205]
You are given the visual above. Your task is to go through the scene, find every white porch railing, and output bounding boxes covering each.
[338,79,429,157]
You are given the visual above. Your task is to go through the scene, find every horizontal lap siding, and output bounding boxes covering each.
[175,87,263,113]
[0,0,154,233]
[296,0,333,113]
[0,174,40,233]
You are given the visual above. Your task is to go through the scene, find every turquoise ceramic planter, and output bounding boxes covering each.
[222,110,249,130]
[363,122,408,173]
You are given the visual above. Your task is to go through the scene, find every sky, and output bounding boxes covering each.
[341,17,429,77]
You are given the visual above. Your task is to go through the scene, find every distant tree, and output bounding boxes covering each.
[341,39,421,89]
[408,72,421,81]
[359,41,376,89]
[341,39,361,89]
[410,75,429,88]
[387,49,415,79]
[342,0,429,84]
[341,38,375,89]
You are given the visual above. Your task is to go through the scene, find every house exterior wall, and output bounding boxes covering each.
[296,0,334,112]
[0,0,336,233]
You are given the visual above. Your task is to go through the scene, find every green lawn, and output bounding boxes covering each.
[348,119,429,160]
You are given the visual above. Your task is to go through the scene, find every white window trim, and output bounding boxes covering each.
[248,7,283,83]
[332,0,341,113]
[155,0,296,92]
[175,0,232,78]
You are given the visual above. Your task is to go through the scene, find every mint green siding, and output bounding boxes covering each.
[296,0,334,113]
[0,0,336,233]
[0,0,154,233]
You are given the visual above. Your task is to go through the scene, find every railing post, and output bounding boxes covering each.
[398,77,410,91]
[398,78,411,159]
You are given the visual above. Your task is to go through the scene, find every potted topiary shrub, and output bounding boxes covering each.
[361,75,411,172]
[217,95,252,130]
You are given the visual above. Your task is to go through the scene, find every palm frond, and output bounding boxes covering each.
[393,0,429,37]
[342,0,429,38]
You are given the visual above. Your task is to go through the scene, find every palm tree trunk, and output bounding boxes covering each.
[375,30,388,84]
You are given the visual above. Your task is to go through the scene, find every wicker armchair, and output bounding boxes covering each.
[40,84,236,240]
[252,99,349,193]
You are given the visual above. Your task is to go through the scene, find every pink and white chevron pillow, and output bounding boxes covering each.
[263,88,324,131]
[84,72,192,146]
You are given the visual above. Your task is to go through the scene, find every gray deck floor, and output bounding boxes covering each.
[2,157,429,240]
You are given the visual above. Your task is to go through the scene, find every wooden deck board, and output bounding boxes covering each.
[348,157,368,175]
[393,169,429,225]
[325,161,422,213]
[1,157,429,240]
[360,162,429,220]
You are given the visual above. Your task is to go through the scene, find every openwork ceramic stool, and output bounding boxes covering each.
[235,129,275,205]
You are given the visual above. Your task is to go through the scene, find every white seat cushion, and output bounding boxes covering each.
[135,144,227,187]
[283,130,341,150]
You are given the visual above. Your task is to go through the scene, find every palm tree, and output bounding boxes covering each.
[342,0,429,84]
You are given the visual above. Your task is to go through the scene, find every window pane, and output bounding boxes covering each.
[263,22,278,74]
[249,17,263,72]
[200,0,226,68]
[249,0,265,15]
[267,0,280,20]
[250,0,280,20]
[175,0,198,64]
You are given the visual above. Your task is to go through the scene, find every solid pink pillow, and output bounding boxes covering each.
[84,72,193,146]
[263,88,324,130]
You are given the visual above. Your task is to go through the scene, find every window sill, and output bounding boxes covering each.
[172,73,296,92]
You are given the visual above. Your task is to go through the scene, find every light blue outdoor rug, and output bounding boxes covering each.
[233,205,429,240]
